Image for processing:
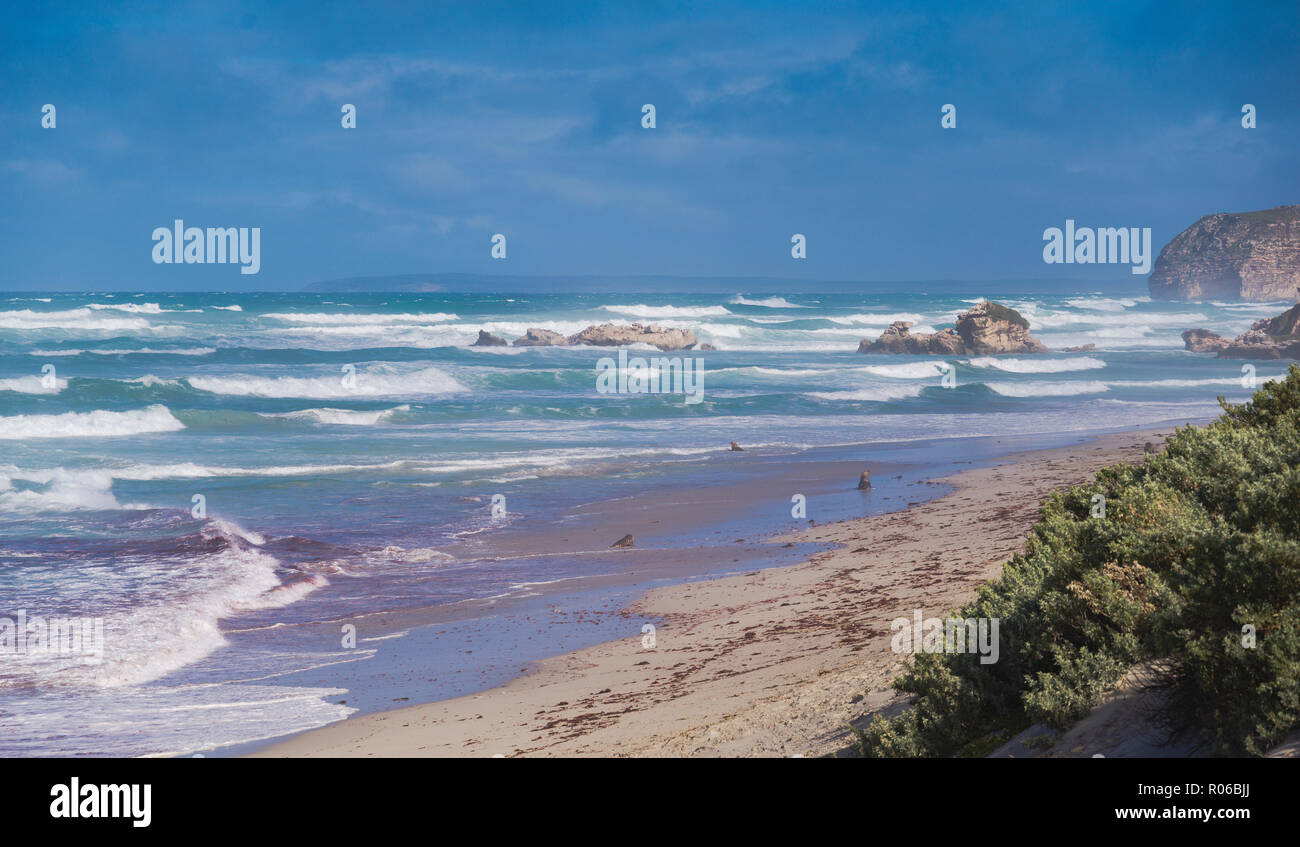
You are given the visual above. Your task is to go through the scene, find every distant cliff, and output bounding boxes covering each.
[1148,205,1300,301]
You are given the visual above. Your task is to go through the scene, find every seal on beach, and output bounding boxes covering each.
[858,470,871,490]
[611,534,635,548]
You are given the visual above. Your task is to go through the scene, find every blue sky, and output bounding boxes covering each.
[2,0,1297,291]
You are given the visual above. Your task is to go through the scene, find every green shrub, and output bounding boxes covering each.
[858,364,1300,757]
[980,301,1030,328]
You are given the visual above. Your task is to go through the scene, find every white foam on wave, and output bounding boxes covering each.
[1209,299,1290,307]
[86,302,165,313]
[0,467,122,511]
[28,347,217,357]
[599,304,732,318]
[2,682,355,757]
[367,545,454,565]
[716,339,875,353]
[859,361,948,379]
[986,381,1110,397]
[720,362,947,382]
[95,444,729,486]
[968,356,1106,373]
[0,308,151,332]
[1035,311,1209,331]
[0,405,184,440]
[808,385,926,402]
[827,312,929,326]
[268,323,466,338]
[729,296,810,309]
[16,520,324,690]
[207,517,267,546]
[695,322,745,339]
[0,374,67,394]
[259,405,410,426]
[188,366,466,398]
[263,311,459,324]
[711,366,829,378]
[122,374,180,387]
[1115,376,1281,389]
[1092,325,1160,338]
[265,324,488,350]
[264,320,587,350]
[1063,296,1139,311]
[100,460,412,481]
[1041,330,1186,350]
[1015,309,1090,329]
[211,304,243,311]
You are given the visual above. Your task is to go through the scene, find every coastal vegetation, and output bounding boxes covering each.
[858,364,1300,757]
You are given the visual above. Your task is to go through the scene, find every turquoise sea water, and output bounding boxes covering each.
[0,289,1290,755]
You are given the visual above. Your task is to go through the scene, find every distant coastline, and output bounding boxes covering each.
[301,273,1138,295]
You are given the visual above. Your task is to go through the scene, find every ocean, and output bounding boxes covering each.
[0,289,1290,756]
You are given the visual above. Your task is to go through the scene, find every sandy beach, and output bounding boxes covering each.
[251,427,1171,758]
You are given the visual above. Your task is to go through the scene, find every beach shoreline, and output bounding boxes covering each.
[249,425,1174,758]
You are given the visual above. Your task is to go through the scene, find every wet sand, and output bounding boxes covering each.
[251,428,1170,758]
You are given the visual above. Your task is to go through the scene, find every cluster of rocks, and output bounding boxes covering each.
[474,322,710,352]
[1149,204,1300,302]
[1182,303,1300,360]
[857,301,1050,355]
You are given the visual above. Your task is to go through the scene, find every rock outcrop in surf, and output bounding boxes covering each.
[857,301,1048,355]
[505,322,700,351]
[472,330,508,347]
[1182,303,1300,360]
[567,322,698,351]
[511,328,568,347]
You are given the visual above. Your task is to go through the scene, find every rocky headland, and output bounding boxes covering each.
[1149,205,1300,302]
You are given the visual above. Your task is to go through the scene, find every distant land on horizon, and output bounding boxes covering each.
[301,273,1146,296]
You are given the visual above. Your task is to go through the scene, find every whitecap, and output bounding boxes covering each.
[0,405,184,439]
